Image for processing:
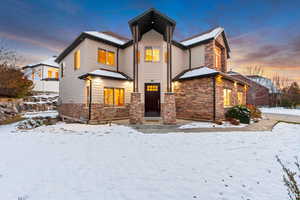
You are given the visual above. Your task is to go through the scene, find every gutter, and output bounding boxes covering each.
[88,79,92,122]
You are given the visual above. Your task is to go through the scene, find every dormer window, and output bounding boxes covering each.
[98,49,115,66]
[145,47,160,62]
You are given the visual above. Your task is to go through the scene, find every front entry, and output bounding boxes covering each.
[144,83,161,117]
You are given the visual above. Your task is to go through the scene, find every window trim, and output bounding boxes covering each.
[98,48,115,66]
[103,87,125,107]
[144,46,160,63]
[223,88,232,108]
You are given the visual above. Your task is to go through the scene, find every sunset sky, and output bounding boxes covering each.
[1,0,299,83]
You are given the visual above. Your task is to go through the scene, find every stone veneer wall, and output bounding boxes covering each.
[162,93,176,124]
[215,78,247,120]
[58,103,89,122]
[174,77,246,122]
[174,77,215,121]
[58,103,129,123]
[129,92,144,124]
[204,37,228,73]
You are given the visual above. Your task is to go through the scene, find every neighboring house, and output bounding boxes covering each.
[228,71,270,106]
[56,8,248,124]
[247,75,281,106]
[23,56,59,93]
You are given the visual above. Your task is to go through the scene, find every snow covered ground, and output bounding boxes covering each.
[179,121,248,129]
[261,107,300,116]
[0,121,299,200]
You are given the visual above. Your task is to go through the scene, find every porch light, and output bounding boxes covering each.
[234,81,237,88]
[216,75,223,84]
[244,85,248,91]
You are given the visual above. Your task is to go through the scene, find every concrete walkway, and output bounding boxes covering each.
[116,113,300,133]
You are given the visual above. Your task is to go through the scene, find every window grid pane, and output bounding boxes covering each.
[98,49,106,64]
[107,51,115,66]
[145,47,153,62]
[152,48,160,62]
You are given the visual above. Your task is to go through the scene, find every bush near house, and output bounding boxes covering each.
[0,65,33,98]
[246,104,262,119]
[225,105,251,124]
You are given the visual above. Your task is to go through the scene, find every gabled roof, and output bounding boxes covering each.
[78,68,132,81]
[56,31,132,63]
[128,8,176,41]
[84,31,129,45]
[23,56,59,69]
[180,27,231,57]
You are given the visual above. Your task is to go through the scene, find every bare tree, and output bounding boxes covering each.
[0,40,19,68]
[245,65,265,76]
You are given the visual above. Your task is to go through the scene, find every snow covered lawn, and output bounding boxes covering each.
[0,122,299,200]
[261,107,300,116]
[179,121,248,129]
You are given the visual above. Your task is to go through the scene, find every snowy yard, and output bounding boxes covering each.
[0,121,299,200]
[261,107,300,116]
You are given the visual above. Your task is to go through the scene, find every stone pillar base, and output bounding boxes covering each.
[129,92,143,124]
[162,92,176,125]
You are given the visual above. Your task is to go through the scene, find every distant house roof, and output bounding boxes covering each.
[78,69,132,81]
[23,57,59,69]
[247,75,280,94]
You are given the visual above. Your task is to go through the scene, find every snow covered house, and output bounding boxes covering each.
[23,56,59,93]
[55,8,248,124]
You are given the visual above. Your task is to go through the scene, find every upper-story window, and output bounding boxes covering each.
[98,49,115,66]
[145,47,160,62]
[74,50,80,70]
[214,46,222,69]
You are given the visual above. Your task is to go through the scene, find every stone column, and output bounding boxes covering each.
[162,93,176,125]
[129,92,143,124]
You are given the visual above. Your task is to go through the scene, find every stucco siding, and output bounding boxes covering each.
[190,45,205,68]
[119,45,133,78]
[171,45,188,78]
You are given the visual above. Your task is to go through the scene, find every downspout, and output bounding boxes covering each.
[88,79,92,122]
[213,76,216,122]
[116,48,119,72]
[189,48,191,70]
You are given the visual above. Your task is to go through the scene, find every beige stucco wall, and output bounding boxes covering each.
[190,45,205,68]
[119,45,133,78]
[171,45,188,78]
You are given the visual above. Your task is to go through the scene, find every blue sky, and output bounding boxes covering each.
[1,0,300,82]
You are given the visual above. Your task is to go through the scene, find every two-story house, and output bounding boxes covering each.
[23,56,59,93]
[56,8,247,124]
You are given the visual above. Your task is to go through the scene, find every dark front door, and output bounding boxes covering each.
[144,83,161,117]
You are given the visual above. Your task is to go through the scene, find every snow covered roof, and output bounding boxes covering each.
[176,67,218,80]
[78,69,131,80]
[25,57,59,69]
[247,76,279,94]
[84,31,128,45]
[180,27,224,46]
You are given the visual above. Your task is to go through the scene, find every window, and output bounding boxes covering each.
[55,71,59,79]
[137,50,140,64]
[215,46,222,69]
[223,89,232,107]
[38,70,42,78]
[164,52,168,63]
[98,49,115,66]
[238,92,244,105]
[31,71,34,80]
[146,85,159,91]
[74,50,80,70]
[144,47,160,62]
[104,88,124,106]
[48,70,52,78]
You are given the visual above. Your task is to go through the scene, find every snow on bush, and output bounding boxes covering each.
[17,118,44,129]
